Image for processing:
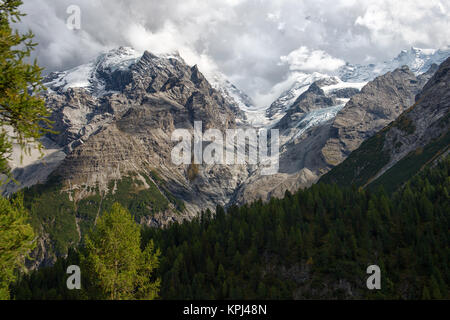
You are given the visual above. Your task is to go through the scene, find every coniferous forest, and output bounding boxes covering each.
[11,157,450,300]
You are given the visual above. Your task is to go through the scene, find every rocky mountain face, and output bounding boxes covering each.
[266,72,331,119]
[233,63,439,203]
[275,77,352,132]
[321,66,431,166]
[267,46,450,122]
[321,57,450,192]
[208,72,254,119]
[4,48,257,268]
[12,48,247,206]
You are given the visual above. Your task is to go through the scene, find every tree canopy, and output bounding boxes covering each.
[14,157,450,300]
[0,0,51,175]
[0,194,34,299]
[81,203,160,300]
[0,0,51,300]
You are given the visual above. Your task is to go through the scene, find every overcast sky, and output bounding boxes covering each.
[18,0,450,106]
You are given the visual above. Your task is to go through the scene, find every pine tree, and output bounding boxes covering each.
[0,0,54,299]
[81,203,160,300]
[422,286,431,300]
[0,194,34,299]
[11,156,450,300]
[0,0,52,175]
[0,0,52,299]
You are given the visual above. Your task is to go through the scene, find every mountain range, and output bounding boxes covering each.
[2,46,449,268]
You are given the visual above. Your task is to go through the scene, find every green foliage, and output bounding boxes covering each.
[0,0,52,175]
[148,157,448,300]
[368,131,450,193]
[0,194,35,299]
[149,170,185,211]
[22,175,78,256]
[103,174,169,216]
[22,172,175,259]
[13,158,450,300]
[0,0,49,300]
[10,247,84,300]
[321,125,449,195]
[81,203,160,300]
[320,130,391,188]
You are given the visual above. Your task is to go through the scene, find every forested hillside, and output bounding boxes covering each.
[12,157,450,300]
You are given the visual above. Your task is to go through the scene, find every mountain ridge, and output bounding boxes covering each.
[266,46,450,122]
[320,56,450,192]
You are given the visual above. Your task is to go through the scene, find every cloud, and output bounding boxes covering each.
[280,47,345,73]
[355,0,450,47]
[17,0,450,107]
[125,21,221,79]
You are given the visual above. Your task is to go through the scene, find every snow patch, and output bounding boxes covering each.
[321,80,367,94]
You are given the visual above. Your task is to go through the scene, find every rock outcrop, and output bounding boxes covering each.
[321,57,450,191]
[321,66,425,166]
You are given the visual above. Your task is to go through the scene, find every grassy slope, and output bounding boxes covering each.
[319,128,391,188]
[21,171,180,257]
[368,131,450,193]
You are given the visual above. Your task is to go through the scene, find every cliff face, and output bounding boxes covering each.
[321,66,427,166]
[45,49,436,208]
[6,49,442,208]
[19,48,248,215]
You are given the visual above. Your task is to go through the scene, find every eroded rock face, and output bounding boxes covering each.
[322,66,424,166]
[11,50,442,211]
[276,82,338,131]
[14,48,442,210]
[11,49,257,268]
[44,50,249,217]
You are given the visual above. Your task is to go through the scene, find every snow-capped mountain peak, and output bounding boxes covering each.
[208,72,255,112]
[44,47,143,94]
[266,46,450,123]
[338,46,450,82]
[266,72,330,118]
[95,46,142,73]
[394,47,441,74]
[44,47,254,122]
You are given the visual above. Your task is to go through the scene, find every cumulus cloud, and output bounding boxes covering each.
[17,0,450,107]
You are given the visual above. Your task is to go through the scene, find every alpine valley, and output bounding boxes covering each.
[2,45,449,273]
